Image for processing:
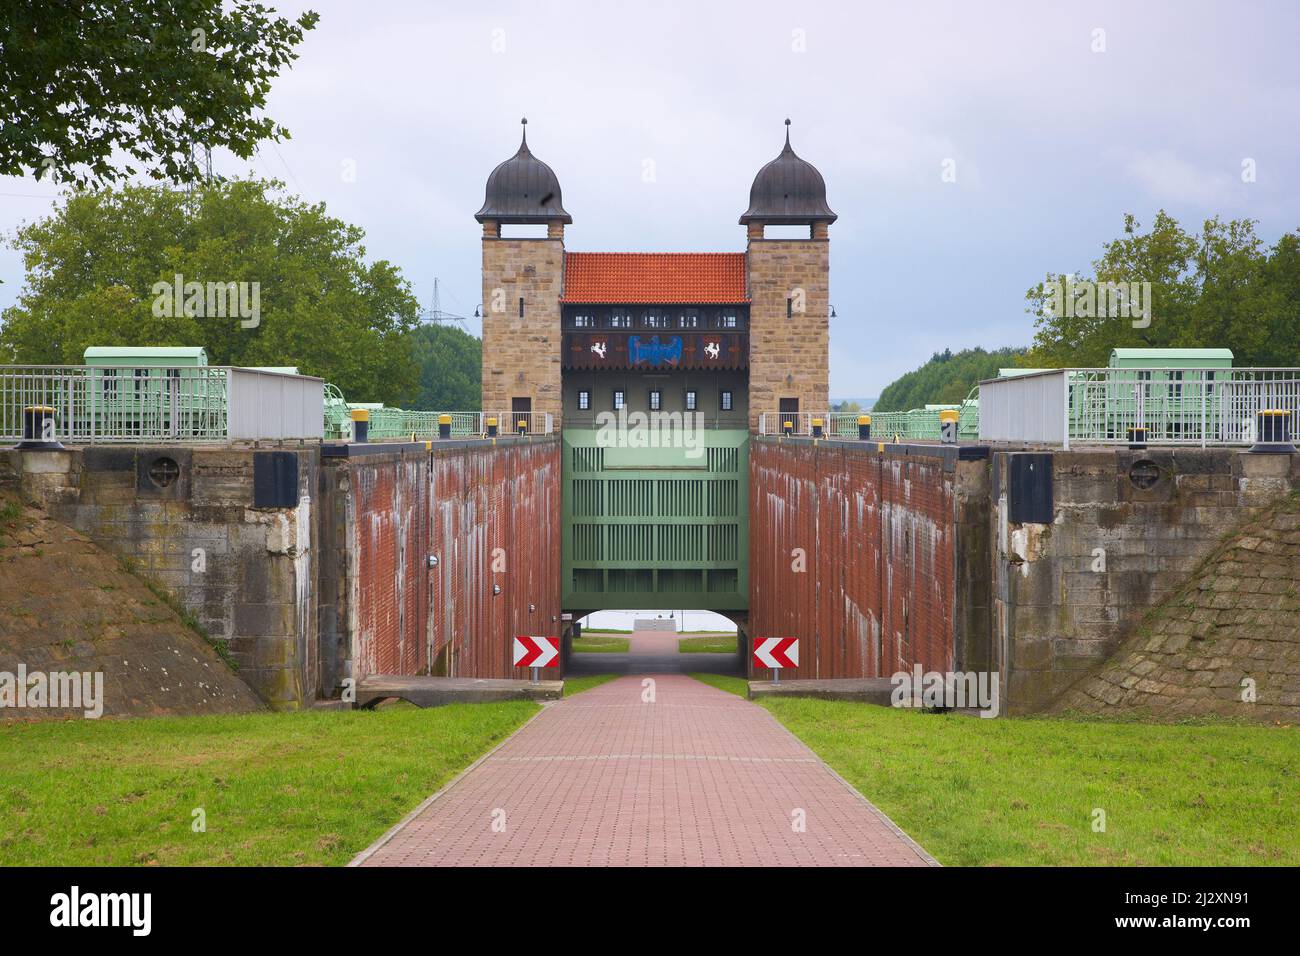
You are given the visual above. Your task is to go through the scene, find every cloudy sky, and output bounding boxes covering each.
[3,0,1298,397]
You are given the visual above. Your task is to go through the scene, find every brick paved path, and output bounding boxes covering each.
[353,671,935,867]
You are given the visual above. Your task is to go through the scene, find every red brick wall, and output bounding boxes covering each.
[345,438,561,684]
[749,439,957,679]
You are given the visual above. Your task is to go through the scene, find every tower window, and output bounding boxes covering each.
[679,313,699,329]
[720,390,733,411]
[717,312,737,329]
[578,389,591,410]
[573,314,595,328]
[613,390,626,410]
[649,389,661,411]
[645,312,667,329]
[518,296,524,317]
[685,390,697,411]
[610,312,632,329]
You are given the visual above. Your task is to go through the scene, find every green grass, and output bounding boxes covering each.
[563,674,618,697]
[0,703,538,866]
[678,634,738,654]
[688,673,748,697]
[757,696,1300,866]
[571,634,630,653]
[581,628,632,634]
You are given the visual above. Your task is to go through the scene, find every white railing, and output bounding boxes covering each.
[487,411,553,436]
[979,368,1300,448]
[0,365,324,443]
[758,412,814,435]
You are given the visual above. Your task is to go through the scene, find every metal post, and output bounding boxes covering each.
[531,665,539,686]
[772,667,780,686]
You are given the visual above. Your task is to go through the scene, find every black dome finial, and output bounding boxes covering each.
[739,121,836,226]
[475,119,572,224]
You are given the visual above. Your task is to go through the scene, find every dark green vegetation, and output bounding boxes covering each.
[0,704,536,865]
[874,347,1025,411]
[0,180,422,407]
[1026,212,1300,368]
[411,324,482,410]
[0,1,318,187]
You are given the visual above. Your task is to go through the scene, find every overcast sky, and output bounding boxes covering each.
[3,0,1298,397]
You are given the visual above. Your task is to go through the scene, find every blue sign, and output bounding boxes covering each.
[628,335,683,367]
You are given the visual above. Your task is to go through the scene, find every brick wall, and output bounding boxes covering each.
[749,438,984,680]
[745,238,830,431]
[481,234,565,426]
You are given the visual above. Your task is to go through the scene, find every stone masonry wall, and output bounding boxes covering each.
[745,237,830,431]
[481,234,565,427]
[996,448,1300,714]
[10,445,320,710]
[1052,489,1300,721]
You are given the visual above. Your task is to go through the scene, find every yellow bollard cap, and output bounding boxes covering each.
[439,414,452,425]
[350,408,369,422]
[939,409,959,423]
[859,415,871,425]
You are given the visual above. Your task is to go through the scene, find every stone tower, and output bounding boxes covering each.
[740,120,835,431]
[476,119,570,427]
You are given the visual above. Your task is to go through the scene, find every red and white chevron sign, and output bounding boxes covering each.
[513,635,560,668]
[753,637,799,669]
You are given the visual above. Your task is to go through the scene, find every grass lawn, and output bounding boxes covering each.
[563,674,618,696]
[678,634,738,654]
[571,634,630,653]
[0,703,537,866]
[686,674,1299,866]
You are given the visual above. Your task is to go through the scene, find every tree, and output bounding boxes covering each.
[0,179,421,406]
[1025,212,1300,368]
[410,324,482,410]
[875,346,1025,411]
[0,1,318,187]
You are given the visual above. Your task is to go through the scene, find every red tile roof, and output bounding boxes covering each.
[562,252,748,303]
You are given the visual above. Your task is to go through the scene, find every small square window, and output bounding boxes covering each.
[718,312,737,329]
[613,390,626,410]
[649,389,661,411]
[720,390,733,411]
[685,390,697,411]
[610,312,632,329]
[573,314,595,328]
[679,313,699,329]
[578,390,591,410]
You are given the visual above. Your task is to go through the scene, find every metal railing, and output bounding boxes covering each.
[978,367,1300,448]
[328,408,555,442]
[0,365,325,443]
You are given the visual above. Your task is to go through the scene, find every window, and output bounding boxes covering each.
[649,389,661,411]
[720,390,733,411]
[101,368,118,396]
[644,312,668,329]
[573,314,595,328]
[685,390,697,411]
[613,390,626,410]
[717,312,738,329]
[578,390,591,410]
[610,312,632,329]
[134,368,147,394]
[679,313,699,329]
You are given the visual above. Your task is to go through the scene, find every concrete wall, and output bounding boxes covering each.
[748,437,990,680]
[993,448,1300,713]
[320,436,562,690]
[8,444,319,709]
